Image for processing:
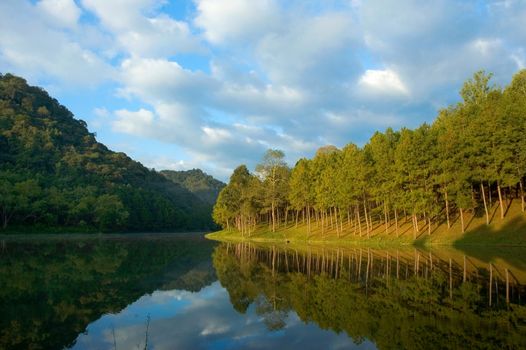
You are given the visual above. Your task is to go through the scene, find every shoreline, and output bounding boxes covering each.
[205,234,526,248]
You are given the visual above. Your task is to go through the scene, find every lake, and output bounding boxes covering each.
[1,234,525,349]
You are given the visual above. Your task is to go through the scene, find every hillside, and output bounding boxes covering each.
[0,73,214,232]
[161,169,225,205]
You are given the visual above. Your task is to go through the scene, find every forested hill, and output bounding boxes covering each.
[161,169,225,205]
[0,73,214,232]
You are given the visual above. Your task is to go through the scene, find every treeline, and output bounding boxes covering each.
[0,73,215,232]
[213,70,526,237]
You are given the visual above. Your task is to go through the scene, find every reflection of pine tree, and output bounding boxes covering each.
[213,242,526,349]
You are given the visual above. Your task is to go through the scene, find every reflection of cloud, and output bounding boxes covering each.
[70,282,375,350]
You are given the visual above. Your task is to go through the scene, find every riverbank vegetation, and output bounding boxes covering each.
[212,70,526,243]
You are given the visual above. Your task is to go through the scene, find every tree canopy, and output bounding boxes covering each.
[0,73,218,232]
[213,70,526,238]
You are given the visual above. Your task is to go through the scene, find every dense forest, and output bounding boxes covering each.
[0,73,217,232]
[213,70,526,238]
[161,169,225,205]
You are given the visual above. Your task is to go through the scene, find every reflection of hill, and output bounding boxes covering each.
[213,243,526,350]
[0,235,216,350]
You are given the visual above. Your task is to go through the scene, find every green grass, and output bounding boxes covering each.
[206,200,526,248]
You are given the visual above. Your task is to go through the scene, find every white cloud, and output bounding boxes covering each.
[2,0,526,180]
[255,12,359,85]
[194,0,279,44]
[119,58,214,104]
[359,69,408,96]
[0,1,113,85]
[37,0,82,28]
[471,38,502,56]
[202,126,232,143]
[112,108,155,135]
[82,0,202,57]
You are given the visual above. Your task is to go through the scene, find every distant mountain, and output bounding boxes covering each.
[0,73,214,232]
[161,169,225,205]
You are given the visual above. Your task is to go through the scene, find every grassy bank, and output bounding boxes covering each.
[207,200,526,247]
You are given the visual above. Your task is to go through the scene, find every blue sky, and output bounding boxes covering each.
[1,0,525,181]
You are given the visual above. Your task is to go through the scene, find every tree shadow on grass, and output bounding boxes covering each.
[455,217,526,270]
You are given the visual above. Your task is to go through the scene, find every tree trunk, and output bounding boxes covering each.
[427,217,431,235]
[363,200,370,238]
[295,209,299,228]
[497,184,504,219]
[445,191,450,229]
[321,210,325,236]
[394,208,399,237]
[481,183,489,225]
[520,179,525,213]
[339,208,343,237]
[488,181,492,207]
[307,205,311,235]
[384,201,388,235]
[412,214,416,239]
[357,205,362,237]
[459,208,465,233]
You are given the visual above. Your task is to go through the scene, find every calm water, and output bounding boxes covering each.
[1,234,526,349]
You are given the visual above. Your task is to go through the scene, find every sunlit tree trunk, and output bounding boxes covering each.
[384,201,388,235]
[444,190,450,229]
[497,184,504,219]
[481,183,489,225]
[356,205,362,236]
[394,208,399,237]
[459,208,465,233]
[427,217,431,235]
[363,199,369,238]
[307,205,311,235]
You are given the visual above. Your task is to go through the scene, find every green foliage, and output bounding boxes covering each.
[213,69,526,239]
[0,74,215,232]
[160,169,225,205]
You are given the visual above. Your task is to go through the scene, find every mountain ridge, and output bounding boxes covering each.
[160,169,225,205]
[0,73,216,232]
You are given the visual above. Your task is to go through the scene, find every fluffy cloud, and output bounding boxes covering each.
[1,0,526,179]
[82,0,202,57]
[36,0,82,28]
[194,0,280,44]
[358,69,408,96]
[113,108,155,135]
[0,0,113,85]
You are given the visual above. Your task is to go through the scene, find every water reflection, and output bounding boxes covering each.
[2,236,526,349]
[0,234,216,350]
[71,282,373,350]
[213,243,526,349]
